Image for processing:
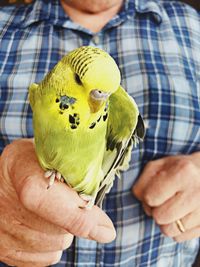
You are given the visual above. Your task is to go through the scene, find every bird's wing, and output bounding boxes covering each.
[95,86,145,207]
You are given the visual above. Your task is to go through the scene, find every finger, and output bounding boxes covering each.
[160,208,200,237]
[0,249,62,266]
[138,169,185,208]
[9,139,115,243]
[173,226,200,242]
[19,177,115,242]
[152,190,199,225]
[133,157,195,207]
[133,159,165,200]
[0,227,73,252]
[181,208,200,230]
[15,204,67,235]
[142,202,152,216]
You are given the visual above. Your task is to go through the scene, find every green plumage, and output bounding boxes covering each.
[29,46,145,207]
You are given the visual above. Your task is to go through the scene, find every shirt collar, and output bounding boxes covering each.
[135,0,163,24]
[22,0,163,29]
[22,0,70,28]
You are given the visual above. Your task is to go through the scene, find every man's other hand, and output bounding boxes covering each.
[133,153,200,242]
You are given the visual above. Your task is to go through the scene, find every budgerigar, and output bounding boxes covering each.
[29,46,145,208]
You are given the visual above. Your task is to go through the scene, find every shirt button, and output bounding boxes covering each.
[92,35,100,45]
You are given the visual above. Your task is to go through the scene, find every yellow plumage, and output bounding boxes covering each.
[29,46,145,208]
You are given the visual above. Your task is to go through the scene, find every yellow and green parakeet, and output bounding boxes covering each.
[29,46,145,208]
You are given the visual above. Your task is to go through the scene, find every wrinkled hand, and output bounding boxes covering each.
[0,139,115,267]
[133,153,200,242]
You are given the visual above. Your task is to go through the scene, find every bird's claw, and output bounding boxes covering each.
[45,170,64,189]
[79,193,95,209]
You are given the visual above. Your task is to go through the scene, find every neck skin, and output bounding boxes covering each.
[60,0,124,33]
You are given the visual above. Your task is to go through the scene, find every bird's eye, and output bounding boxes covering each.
[90,89,110,100]
[74,73,82,85]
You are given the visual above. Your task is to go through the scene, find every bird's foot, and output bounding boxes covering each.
[79,194,95,210]
[44,170,64,189]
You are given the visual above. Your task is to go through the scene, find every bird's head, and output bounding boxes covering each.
[65,46,121,113]
[39,47,121,114]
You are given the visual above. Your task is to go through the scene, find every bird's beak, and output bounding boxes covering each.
[89,90,110,113]
[89,97,104,113]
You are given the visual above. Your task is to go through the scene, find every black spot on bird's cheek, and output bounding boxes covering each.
[97,116,101,122]
[56,98,59,103]
[71,124,77,129]
[69,114,75,124]
[68,113,80,129]
[74,73,82,85]
[103,113,108,121]
[60,103,69,110]
[89,122,96,129]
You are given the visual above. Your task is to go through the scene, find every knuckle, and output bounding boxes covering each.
[1,140,23,161]
[70,214,92,238]
[2,142,16,156]
[78,225,91,238]
[0,144,13,171]
[19,177,33,208]
[143,192,154,206]
[177,158,193,173]
[145,161,154,171]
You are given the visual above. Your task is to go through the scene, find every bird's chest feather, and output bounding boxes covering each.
[33,95,109,174]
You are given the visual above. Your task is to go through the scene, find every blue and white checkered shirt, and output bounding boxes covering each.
[0,0,200,266]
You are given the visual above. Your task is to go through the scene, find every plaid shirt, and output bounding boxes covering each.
[0,0,200,266]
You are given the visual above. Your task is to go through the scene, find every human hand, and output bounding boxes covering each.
[133,153,200,242]
[0,139,115,267]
